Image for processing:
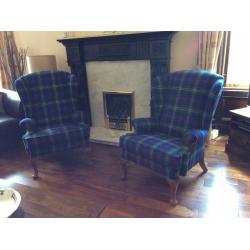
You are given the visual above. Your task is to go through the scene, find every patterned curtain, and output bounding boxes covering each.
[197,31,224,72]
[197,31,224,143]
[0,31,27,89]
[0,32,11,89]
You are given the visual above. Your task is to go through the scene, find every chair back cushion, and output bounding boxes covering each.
[151,70,224,136]
[15,71,80,128]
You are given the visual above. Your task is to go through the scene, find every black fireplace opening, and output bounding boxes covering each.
[103,91,134,131]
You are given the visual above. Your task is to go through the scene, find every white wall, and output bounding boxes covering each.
[14,31,199,73]
[171,31,199,71]
[14,31,130,73]
[14,31,70,72]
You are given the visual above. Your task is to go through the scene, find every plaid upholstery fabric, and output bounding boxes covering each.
[182,129,208,151]
[120,70,223,180]
[22,123,90,157]
[19,118,35,130]
[15,71,90,158]
[202,80,224,130]
[180,129,208,176]
[120,133,183,180]
[151,70,224,137]
[132,118,160,134]
[15,71,80,128]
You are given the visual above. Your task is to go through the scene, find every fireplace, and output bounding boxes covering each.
[103,91,134,131]
[58,32,175,145]
[58,31,175,126]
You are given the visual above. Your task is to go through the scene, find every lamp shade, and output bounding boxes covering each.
[26,55,57,73]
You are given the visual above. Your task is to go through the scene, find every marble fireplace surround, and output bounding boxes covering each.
[86,60,150,127]
[58,32,175,145]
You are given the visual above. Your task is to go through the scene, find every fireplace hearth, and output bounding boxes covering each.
[103,91,134,131]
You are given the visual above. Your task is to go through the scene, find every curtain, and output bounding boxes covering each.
[197,31,224,72]
[0,31,27,90]
[216,31,230,83]
[197,31,224,143]
[0,32,11,89]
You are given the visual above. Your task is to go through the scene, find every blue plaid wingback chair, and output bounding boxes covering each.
[120,70,224,205]
[15,71,90,179]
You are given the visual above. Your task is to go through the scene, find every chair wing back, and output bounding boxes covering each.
[151,70,224,136]
[15,71,80,128]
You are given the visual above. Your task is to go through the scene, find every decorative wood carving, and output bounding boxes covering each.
[58,32,175,125]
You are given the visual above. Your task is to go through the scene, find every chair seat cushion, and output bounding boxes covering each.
[22,123,90,157]
[120,133,185,179]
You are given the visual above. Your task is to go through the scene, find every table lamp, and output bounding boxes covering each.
[26,55,57,73]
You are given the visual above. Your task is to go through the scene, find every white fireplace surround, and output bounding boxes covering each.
[86,60,151,145]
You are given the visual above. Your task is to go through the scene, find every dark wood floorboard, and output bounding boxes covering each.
[1,136,250,218]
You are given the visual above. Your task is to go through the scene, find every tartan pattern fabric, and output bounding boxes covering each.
[182,129,208,151]
[132,118,160,134]
[180,129,208,176]
[15,71,80,128]
[202,80,224,130]
[120,133,183,180]
[151,70,224,137]
[120,70,223,180]
[15,71,90,158]
[19,118,35,130]
[22,123,90,157]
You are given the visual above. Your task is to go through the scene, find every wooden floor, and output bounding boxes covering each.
[0,137,250,218]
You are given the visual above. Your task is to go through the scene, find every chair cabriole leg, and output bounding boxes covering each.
[168,179,179,206]
[30,159,39,179]
[121,160,128,180]
[199,159,208,173]
[84,147,94,165]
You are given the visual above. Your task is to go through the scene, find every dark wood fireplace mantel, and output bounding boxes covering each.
[58,31,175,125]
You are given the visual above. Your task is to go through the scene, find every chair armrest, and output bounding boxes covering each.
[19,118,36,132]
[72,110,85,123]
[0,92,6,114]
[132,118,159,134]
[182,129,208,152]
[1,89,22,119]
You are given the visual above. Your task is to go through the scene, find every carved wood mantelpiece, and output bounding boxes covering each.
[58,31,175,125]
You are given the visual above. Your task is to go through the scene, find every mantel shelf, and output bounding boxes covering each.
[58,31,175,43]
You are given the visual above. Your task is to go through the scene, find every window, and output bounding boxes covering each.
[222,32,250,89]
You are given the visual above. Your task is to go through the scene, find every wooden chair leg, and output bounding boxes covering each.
[83,147,94,165]
[168,179,179,206]
[84,147,92,154]
[121,160,129,180]
[199,159,208,174]
[30,159,39,179]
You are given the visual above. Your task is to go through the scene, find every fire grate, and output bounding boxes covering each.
[103,91,134,131]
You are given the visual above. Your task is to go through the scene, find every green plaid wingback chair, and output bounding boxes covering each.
[15,71,90,179]
[120,70,224,205]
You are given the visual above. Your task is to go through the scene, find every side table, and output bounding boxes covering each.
[225,107,250,161]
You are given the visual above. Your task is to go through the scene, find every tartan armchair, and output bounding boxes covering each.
[15,71,90,178]
[120,70,224,205]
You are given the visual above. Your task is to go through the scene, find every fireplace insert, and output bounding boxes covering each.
[103,91,134,131]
